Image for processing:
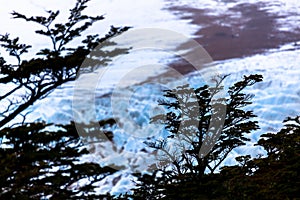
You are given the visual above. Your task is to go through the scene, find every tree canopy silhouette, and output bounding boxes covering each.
[0,122,117,199]
[128,74,264,199]
[127,75,300,200]
[147,74,262,175]
[1,1,298,199]
[0,0,129,198]
[0,0,130,128]
[220,116,300,200]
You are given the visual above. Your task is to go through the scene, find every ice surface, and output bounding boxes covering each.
[1,0,299,195]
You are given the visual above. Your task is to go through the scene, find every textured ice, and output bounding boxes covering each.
[1,0,300,195]
[31,42,299,185]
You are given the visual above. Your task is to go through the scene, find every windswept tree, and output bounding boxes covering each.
[0,0,131,198]
[129,74,263,199]
[149,74,262,175]
[0,0,130,128]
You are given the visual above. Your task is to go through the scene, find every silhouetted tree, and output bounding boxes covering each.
[128,74,263,199]
[132,115,299,200]
[0,0,129,128]
[0,0,131,198]
[0,121,118,199]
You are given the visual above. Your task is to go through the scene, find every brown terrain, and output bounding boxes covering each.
[153,2,300,77]
[133,2,300,86]
[168,2,300,61]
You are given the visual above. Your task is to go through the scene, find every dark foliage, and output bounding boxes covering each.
[1,1,298,199]
[0,0,130,198]
[150,74,262,175]
[0,121,117,199]
[128,74,263,199]
[221,116,300,200]
[0,0,130,129]
[128,100,299,199]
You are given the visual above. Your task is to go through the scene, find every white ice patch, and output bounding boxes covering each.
[0,0,198,64]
